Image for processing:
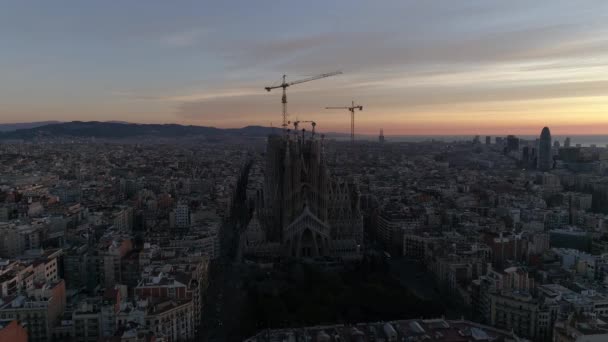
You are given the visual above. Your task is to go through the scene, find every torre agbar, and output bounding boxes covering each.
[242,132,364,260]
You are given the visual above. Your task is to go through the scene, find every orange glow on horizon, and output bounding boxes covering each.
[2,94,608,136]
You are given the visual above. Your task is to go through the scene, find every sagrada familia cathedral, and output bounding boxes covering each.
[241,131,363,259]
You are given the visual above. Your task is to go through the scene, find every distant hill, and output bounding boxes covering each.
[0,121,62,132]
[0,121,276,140]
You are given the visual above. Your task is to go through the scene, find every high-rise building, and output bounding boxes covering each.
[564,137,571,148]
[379,129,385,144]
[485,136,491,145]
[506,135,519,152]
[537,127,552,171]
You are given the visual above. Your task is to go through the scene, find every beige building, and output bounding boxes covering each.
[0,280,66,342]
[490,291,539,340]
[554,313,608,342]
[145,299,194,342]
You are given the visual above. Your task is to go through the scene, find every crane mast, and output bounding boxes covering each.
[265,71,342,134]
[325,100,363,144]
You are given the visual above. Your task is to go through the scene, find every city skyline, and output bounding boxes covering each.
[2,1,608,134]
[5,3,608,341]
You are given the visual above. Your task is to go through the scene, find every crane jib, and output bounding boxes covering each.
[263,71,342,133]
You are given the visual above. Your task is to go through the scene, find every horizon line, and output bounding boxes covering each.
[1,120,607,137]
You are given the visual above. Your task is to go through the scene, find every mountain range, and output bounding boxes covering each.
[0,121,62,132]
[0,121,278,140]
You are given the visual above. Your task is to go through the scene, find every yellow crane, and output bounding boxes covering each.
[265,71,342,134]
[325,100,363,144]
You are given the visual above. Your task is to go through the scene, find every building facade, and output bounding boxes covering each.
[248,133,363,259]
[538,127,552,171]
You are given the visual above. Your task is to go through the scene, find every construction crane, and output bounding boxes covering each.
[325,100,363,144]
[265,71,342,134]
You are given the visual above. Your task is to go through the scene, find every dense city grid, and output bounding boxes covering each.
[1,127,608,342]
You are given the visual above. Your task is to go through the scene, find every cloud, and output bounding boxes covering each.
[113,86,263,102]
[168,78,608,126]
[228,32,386,67]
[263,26,608,77]
[99,1,608,132]
[210,1,608,80]
[174,94,277,124]
[160,28,208,47]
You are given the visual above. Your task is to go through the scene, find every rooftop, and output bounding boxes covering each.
[245,318,526,342]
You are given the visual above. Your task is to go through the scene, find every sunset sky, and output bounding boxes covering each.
[2,1,608,135]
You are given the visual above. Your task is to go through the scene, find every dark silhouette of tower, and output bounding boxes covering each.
[506,135,519,152]
[538,127,552,171]
[257,132,363,258]
[262,134,329,241]
[379,129,385,143]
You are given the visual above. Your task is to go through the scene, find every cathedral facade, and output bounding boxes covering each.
[243,133,363,259]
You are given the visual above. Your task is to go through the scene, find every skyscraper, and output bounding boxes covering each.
[564,137,571,148]
[506,135,519,152]
[537,127,552,171]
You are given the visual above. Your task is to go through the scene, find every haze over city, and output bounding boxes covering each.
[2,1,608,134]
[6,2,608,342]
